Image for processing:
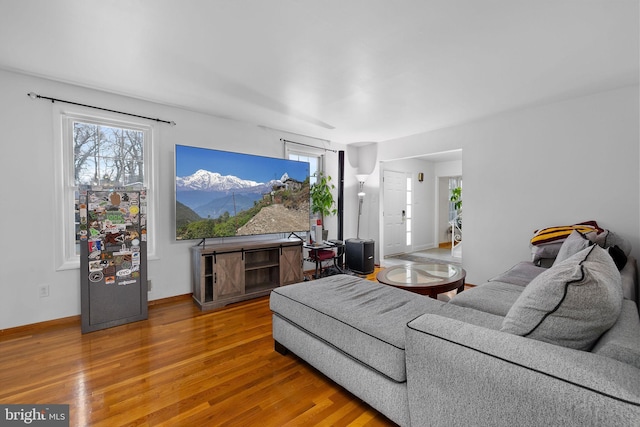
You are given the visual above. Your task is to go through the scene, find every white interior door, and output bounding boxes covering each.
[383,170,407,256]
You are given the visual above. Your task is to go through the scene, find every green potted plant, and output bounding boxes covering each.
[450,185,462,232]
[450,186,462,213]
[310,172,337,240]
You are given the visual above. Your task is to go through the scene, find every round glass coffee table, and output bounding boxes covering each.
[376,263,466,298]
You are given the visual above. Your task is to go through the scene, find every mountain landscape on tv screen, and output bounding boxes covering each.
[175,169,310,239]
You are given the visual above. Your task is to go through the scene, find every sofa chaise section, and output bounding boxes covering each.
[270,274,439,383]
[270,274,425,425]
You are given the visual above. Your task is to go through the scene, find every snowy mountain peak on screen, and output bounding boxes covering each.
[177,169,284,191]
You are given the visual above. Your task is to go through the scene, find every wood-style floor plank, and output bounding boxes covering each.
[0,295,396,426]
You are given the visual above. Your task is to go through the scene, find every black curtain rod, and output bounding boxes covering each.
[281,138,336,153]
[27,92,176,126]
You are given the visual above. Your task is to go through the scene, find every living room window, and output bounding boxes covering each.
[54,110,156,269]
[287,151,321,184]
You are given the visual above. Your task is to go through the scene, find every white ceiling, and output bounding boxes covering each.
[0,0,637,144]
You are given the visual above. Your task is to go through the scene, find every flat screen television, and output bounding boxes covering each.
[175,144,310,240]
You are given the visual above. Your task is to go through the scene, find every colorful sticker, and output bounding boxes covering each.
[89,271,104,282]
[88,240,102,252]
[110,193,121,206]
[116,269,132,277]
[114,247,131,256]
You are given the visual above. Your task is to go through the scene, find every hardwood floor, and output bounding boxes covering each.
[0,295,396,426]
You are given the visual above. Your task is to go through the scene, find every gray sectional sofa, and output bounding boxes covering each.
[270,233,640,426]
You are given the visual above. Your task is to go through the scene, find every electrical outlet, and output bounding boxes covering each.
[38,285,49,298]
[147,279,152,292]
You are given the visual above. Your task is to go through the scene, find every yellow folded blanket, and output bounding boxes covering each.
[530,223,600,246]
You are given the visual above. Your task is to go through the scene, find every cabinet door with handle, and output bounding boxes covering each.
[279,244,303,285]
[214,252,245,299]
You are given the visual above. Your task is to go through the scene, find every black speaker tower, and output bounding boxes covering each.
[346,239,375,275]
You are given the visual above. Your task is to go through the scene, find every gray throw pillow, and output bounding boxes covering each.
[589,229,632,256]
[501,245,623,351]
[553,230,592,266]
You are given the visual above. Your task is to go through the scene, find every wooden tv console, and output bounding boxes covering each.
[191,238,303,310]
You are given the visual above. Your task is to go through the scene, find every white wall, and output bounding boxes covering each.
[369,85,640,285]
[0,69,351,329]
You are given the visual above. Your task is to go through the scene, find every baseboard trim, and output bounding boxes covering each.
[1,294,193,337]
[148,294,192,306]
[1,315,81,337]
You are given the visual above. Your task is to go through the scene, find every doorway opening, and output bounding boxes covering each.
[380,149,462,265]
[438,175,462,258]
